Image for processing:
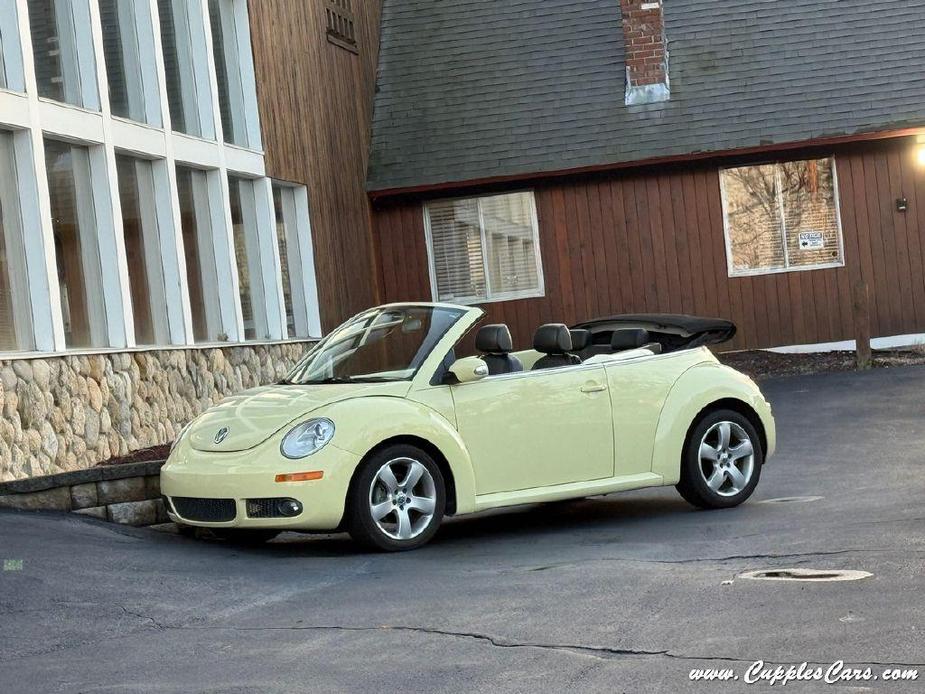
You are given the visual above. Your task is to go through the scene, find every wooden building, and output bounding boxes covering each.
[366,0,925,352]
[249,0,383,330]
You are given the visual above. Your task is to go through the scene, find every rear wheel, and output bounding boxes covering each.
[676,409,763,509]
[346,444,445,552]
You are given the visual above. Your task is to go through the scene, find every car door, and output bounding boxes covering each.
[451,364,614,495]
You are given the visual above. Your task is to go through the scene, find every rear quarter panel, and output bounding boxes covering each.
[603,349,713,477]
[651,360,775,484]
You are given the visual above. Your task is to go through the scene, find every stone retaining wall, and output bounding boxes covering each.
[0,461,168,526]
[0,342,312,482]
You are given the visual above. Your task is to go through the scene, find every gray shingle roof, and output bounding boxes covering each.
[368,0,925,192]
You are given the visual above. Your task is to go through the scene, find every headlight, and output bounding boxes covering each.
[280,418,335,459]
[170,420,194,453]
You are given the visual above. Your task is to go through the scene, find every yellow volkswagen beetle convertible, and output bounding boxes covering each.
[161,303,775,551]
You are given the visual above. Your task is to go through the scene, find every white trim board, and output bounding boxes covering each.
[761,333,925,354]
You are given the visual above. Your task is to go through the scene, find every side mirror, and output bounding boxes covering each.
[448,356,489,384]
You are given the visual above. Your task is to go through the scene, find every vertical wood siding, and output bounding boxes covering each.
[248,0,382,330]
[373,138,925,351]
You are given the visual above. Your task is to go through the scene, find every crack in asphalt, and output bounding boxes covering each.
[7,604,925,671]
[519,547,905,573]
[150,622,925,669]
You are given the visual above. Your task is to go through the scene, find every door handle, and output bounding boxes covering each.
[580,383,607,393]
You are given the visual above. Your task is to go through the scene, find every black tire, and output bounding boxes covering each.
[211,529,281,546]
[676,408,763,509]
[346,444,446,552]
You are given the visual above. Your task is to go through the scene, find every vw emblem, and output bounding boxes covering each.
[214,427,229,444]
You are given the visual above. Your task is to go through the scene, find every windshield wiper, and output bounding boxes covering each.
[279,376,400,385]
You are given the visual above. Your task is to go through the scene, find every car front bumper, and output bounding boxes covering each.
[160,442,361,531]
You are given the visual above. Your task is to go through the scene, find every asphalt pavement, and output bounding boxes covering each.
[2,366,924,692]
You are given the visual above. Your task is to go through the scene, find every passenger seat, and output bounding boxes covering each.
[476,324,523,375]
[533,324,581,370]
[569,329,591,361]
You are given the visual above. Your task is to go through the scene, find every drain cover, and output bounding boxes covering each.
[757,495,824,504]
[739,568,872,582]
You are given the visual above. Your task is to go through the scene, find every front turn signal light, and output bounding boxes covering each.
[275,471,324,483]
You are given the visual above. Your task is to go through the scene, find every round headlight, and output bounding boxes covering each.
[281,418,335,459]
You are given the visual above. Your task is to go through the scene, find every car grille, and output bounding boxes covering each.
[170,497,236,522]
[246,498,290,518]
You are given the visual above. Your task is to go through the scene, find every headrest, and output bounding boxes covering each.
[569,329,591,351]
[611,328,650,350]
[533,324,573,354]
[476,324,513,353]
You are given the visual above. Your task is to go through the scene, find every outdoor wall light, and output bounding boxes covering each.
[917,145,925,167]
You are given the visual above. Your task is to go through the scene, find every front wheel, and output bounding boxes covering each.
[676,409,763,509]
[346,445,446,552]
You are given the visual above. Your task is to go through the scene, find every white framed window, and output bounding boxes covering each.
[208,0,260,148]
[227,174,268,340]
[115,154,170,344]
[424,191,545,304]
[720,157,845,277]
[98,0,161,125]
[157,0,214,139]
[176,165,223,342]
[0,0,281,356]
[27,0,100,109]
[272,182,320,339]
[0,2,26,92]
[0,131,33,350]
[44,138,108,348]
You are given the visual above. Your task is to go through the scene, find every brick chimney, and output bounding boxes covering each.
[619,0,670,105]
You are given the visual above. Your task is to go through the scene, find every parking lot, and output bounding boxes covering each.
[2,366,924,692]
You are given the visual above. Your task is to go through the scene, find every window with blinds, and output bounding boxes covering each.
[721,158,844,276]
[424,191,544,304]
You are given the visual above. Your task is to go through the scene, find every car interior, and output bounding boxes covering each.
[474,322,663,375]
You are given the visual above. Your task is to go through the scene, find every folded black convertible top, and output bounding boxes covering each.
[572,314,736,349]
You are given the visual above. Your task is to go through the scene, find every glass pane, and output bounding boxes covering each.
[721,164,785,273]
[157,0,200,136]
[99,0,150,123]
[780,158,843,268]
[228,176,259,340]
[116,155,166,345]
[0,23,7,89]
[28,0,95,107]
[287,306,465,384]
[273,185,296,337]
[426,198,486,302]
[45,139,102,348]
[481,192,540,297]
[176,166,211,342]
[0,132,28,351]
[208,0,245,145]
[0,1,23,91]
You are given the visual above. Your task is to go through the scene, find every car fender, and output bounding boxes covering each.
[651,362,775,484]
[321,396,479,514]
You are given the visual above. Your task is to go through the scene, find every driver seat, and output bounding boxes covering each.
[476,324,523,375]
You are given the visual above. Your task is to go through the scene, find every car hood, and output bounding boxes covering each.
[572,313,736,349]
[187,381,410,453]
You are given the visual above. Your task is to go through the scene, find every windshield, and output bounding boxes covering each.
[285,306,465,384]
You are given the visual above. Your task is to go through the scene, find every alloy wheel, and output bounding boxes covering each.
[698,420,755,497]
[368,457,438,540]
